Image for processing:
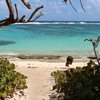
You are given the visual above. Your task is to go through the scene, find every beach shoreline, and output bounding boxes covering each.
[5,57,87,100]
[0,50,96,100]
[0,52,93,63]
[0,52,96,100]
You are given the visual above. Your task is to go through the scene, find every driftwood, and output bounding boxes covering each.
[84,36,100,66]
[0,0,44,27]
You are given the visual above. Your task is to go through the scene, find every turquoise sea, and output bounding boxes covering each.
[0,21,100,56]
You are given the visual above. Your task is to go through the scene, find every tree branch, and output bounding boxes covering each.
[80,0,86,13]
[6,0,14,19]
[27,5,43,22]
[69,0,77,12]
[0,1,44,27]
[19,15,26,22]
[84,37,100,66]
[21,0,32,9]
[15,4,19,20]
[63,0,86,12]
[32,12,44,21]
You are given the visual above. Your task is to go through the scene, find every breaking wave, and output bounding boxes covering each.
[15,21,100,25]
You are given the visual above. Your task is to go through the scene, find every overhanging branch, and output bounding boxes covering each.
[32,12,44,21]
[27,5,43,22]
[0,0,44,27]
[21,0,32,9]
[15,4,19,20]
[6,0,14,19]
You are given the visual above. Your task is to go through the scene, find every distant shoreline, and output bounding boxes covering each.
[0,53,94,63]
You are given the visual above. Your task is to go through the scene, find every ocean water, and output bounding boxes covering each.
[0,21,100,56]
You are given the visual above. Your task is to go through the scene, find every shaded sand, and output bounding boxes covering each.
[9,60,87,100]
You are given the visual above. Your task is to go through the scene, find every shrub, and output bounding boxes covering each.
[51,60,100,100]
[0,58,27,100]
[65,56,74,67]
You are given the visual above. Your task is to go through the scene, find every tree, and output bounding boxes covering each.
[51,36,100,100]
[84,36,100,66]
[0,0,44,27]
[0,0,86,27]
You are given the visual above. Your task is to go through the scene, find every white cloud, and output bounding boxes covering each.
[52,3,62,14]
[0,1,8,12]
[89,0,100,10]
[0,0,6,8]
[77,0,100,13]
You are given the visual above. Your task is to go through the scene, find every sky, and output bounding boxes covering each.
[0,0,100,21]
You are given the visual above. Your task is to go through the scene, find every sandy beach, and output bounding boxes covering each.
[0,0,99,99]
[8,59,87,100]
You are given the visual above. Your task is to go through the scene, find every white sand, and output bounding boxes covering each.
[9,60,87,100]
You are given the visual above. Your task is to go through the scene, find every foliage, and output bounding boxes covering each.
[0,58,27,100]
[66,56,74,67]
[51,60,100,100]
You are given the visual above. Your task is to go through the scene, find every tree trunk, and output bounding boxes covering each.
[6,0,14,20]
[93,47,100,66]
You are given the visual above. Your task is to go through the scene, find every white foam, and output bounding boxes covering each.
[14,22,100,25]
[67,22,75,24]
[0,52,18,56]
[80,22,87,24]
